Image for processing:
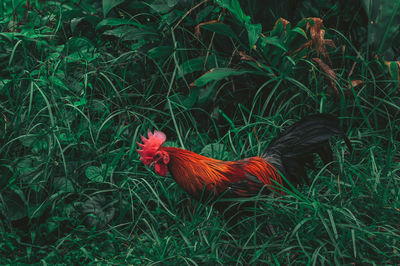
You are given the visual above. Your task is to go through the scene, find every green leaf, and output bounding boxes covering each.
[246,23,261,50]
[0,162,12,188]
[361,0,400,58]
[54,177,75,193]
[81,195,115,228]
[200,22,238,39]
[103,26,159,41]
[28,203,48,219]
[193,68,253,87]
[261,36,287,52]
[96,18,143,30]
[3,189,27,221]
[196,5,215,23]
[290,27,307,39]
[73,97,88,107]
[148,0,179,13]
[44,220,60,234]
[103,0,125,17]
[85,166,103,182]
[215,0,250,24]
[180,57,207,76]
[388,61,399,80]
[198,82,218,105]
[201,143,229,159]
[271,18,287,37]
[59,132,75,143]
[16,156,37,177]
[20,135,36,147]
[183,87,200,108]
[71,17,85,33]
[147,46,174,60]
[179,55,224,77]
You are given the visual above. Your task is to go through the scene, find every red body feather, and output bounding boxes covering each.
[160,147,284,199]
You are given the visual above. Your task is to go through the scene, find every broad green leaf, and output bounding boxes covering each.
[3,189,27,221]
[180,57,207,76]
[183,87,200,108]
[179,55,226,77]
[81,195,115,228]
[50,75,69,90]
[103,0,125,17]
[73,97,88,107]
[271,18,290,37]
[201,143,229,159]
[85,166,103,182]
[200,22,238,39]
[0,163,12,188]
[147,46,174,60]
[20,135,36,147]
[261,36,287,52]
[71,17,85,33]
[198,81,218,105]
[96,18,143,30]
[387,61,399,81]
[246,23,261,50]
[65,37,95,53]
[16,156,37,177]
[193,68,253,87]
[62,9,86,20]
[103,26,159,41]
[215,0,250,24]
[54,177,75,193]
[361,0,400,58]
[148,0,179,13]
[32,139,48,154]
[196,5,215,23]
[131,39,147,50]
[161,9,183,26]
[44,220,60,234]
[290,27,307,39]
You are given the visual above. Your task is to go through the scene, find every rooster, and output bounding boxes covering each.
[137,114,351,204]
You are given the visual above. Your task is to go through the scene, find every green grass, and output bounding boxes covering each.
[0,0,399,264]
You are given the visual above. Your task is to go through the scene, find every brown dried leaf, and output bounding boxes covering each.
[238,51,256,62]
[238,51,267,70]
[313,57,339,97]
[324,39,336,48]
[385,61,400,80]
[272,17,290,35]
[307,18,335,64]
[347,80,363,90]
[195,20,219,37]
[294,40,312,54]
[280,18,289,35]
[313,58,337,81]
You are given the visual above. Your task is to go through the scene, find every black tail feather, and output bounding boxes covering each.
[263,114,351,187]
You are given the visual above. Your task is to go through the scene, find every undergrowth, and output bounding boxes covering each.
[0,0,399,264]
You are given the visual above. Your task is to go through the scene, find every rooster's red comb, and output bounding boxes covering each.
[137,130,166,165]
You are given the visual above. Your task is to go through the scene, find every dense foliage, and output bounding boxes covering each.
[0,0,399,264]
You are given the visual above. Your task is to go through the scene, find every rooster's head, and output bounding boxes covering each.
[137,130,169,176]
